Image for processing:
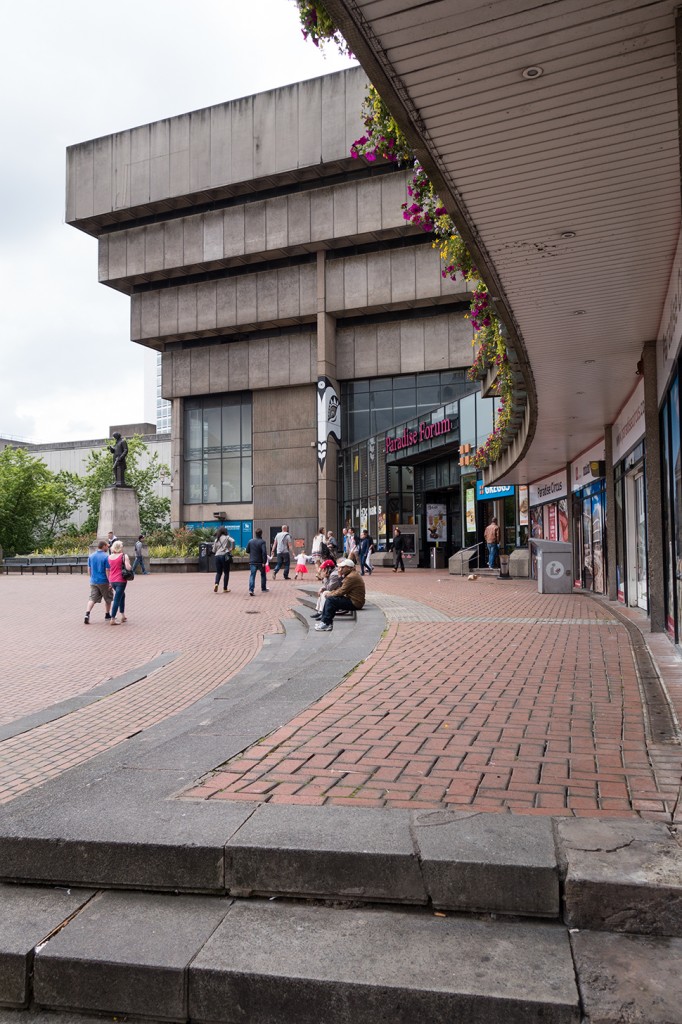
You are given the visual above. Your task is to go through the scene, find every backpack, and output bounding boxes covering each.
[319,540,330,560]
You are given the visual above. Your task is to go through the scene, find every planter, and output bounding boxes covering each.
[148,556,253,574]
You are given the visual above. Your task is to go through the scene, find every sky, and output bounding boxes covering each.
[0,0,355,443]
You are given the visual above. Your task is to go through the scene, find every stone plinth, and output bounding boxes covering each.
[97,486,141,551]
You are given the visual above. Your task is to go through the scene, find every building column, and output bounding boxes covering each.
[317,250,340,532]
[642,340,665,631]
[170,396,183,529]
[603,424,618,602]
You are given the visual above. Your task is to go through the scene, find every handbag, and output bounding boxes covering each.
[121,555,134,582]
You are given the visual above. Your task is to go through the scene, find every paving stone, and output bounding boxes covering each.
[413,810,559,916]
[571,928,682,1023]
[557,818,682,935]
[189,900,580,1024]
[225,804,426,902]
[33,890,232,1021]
[0,885,94,1008]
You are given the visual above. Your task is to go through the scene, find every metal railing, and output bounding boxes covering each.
[454,541,484,576]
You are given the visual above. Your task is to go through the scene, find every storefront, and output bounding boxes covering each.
[571,442,607,594]
[612,381,647,610]
[340,385,497,565]
[528,470,569,578]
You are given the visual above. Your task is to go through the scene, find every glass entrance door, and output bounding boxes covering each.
[635,471,648,610]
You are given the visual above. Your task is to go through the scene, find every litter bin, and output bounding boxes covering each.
[430,546,446,569]
[531,539,573,594]
[198,542,215,573]
[499,553,510,579]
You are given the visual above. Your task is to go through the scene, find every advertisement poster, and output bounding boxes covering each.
[518,485,529,526]
[530,507,543,539]
[558,498,569,542]
[547,504,557,541]
[426,503,447,543]
[465,487,476,533]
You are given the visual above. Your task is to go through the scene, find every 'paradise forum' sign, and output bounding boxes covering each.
[385,416,452,454]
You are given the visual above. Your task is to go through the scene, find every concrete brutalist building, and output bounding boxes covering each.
[66,67,480,553]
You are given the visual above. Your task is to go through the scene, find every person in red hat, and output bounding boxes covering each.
[310,559,342,619]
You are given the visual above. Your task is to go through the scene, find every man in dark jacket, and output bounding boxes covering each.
[246,529,269,596]
[359,529,374,576]
[392,527,405,572]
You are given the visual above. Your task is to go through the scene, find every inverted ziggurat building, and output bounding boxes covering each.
[67,67,499,556]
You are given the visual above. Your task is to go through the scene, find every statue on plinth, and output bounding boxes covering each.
[108,433,129,488]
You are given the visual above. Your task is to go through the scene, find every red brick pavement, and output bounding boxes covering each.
[187,574,682,822]
[1,569,681,820]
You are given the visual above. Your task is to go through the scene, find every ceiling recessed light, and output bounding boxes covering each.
[573,309,586,316]
[576,391,585,395]
[522,66,544,79]
[584,359,595,364]
[560,230,576,238]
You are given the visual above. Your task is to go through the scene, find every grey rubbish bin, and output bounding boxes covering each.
[531,539,573,594]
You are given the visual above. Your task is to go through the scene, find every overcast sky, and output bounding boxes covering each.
[0,0,354,443]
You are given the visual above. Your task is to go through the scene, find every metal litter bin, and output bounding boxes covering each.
[430,546,446,569]
[531,539,573,594]
[198,542,215,573]
[499,553,510,578]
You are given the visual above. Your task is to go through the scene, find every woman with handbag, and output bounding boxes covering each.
[109,540,134,624]
[212,526,234,593]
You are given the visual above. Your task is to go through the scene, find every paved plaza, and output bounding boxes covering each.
[1,567,680,821]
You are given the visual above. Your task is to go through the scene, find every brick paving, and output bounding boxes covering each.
[1,568,681,820]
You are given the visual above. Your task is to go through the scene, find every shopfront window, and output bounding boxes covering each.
[184,393,252,504]
[343,370,473,444]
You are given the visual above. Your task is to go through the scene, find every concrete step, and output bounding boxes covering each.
[1,810,680,935]
[2,888,581,1023]
[5,886,682,1024]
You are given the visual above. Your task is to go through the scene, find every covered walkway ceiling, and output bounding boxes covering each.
[326,0,681,483]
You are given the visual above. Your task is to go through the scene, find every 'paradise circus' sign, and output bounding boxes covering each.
[385,416,452,454]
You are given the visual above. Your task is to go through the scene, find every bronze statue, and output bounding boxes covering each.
[108,432,129,487]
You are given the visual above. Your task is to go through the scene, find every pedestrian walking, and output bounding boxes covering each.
[327,530,338,556]
[347,527,358,564]
[108,540,133,624]
[392,527,405,573]
[132,534,150,575]
[294,551,309,580]
[359,529,374,575]
[271,524,293,580]
[212,526,234,592]
[484,517,501,569]
[246,528,269,596]
[106,530,117,552]
[83,540,113,624]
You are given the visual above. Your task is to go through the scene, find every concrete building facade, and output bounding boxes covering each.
[67,68,495,556]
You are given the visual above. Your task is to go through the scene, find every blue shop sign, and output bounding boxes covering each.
[476,482,515,500]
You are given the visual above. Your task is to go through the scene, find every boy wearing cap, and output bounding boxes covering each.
[314,559,365,631]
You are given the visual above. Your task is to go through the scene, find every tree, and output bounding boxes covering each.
[0,448,80,555]
[80,435,171,534]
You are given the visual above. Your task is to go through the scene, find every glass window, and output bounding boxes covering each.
[476,392,494,444]
[183,393,252,505]
[460,394,476,447]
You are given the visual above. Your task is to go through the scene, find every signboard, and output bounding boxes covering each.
[529,470,567,506]
[465,486,476,533]
[476,481,515,500]
[385,415,453,455]
[612,380,645,465]
[426,503,447,543]
[571,440,606,491]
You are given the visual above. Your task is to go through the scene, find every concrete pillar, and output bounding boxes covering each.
[317,250,340,532]
[170,396,184,529]
[565,461,573,546]
[642,341,665,631]
[603,424,618,602]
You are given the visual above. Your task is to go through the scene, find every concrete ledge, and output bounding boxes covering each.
[570,929,682,1024]
[34,891,232,1021]
[189,901,580,1024]
[557,817,682,936]
[413,810,559,916]
[0,885,94,1008]
[226,804,426,903]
